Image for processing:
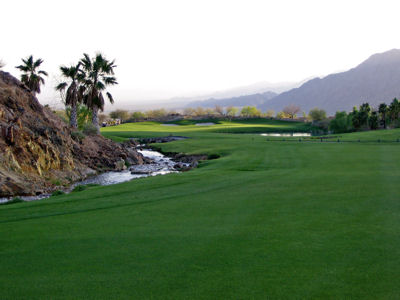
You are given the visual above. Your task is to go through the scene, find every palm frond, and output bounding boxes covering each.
[33,58,44,68]
[55,82,68,91]
[106,92,114,104]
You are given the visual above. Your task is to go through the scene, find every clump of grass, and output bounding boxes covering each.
[72,184,100,193]
[51,179,62,186]
[51,190,65,196]
[82,123,98,136]
[72,185,87,192]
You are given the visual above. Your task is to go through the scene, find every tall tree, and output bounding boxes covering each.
[80,53,118,132]
[388,98,400,123]
[282,104,301,119]
[378,103,388,129]
[55,63,84,128]
[15,55,48,96]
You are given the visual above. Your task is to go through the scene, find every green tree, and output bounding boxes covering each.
[130,111,146,122]
[15,55,48,96]
[358,103,371,127]
[276,111,290,119]
[240,106,261,117]
[388,98,400,123]
[146,109,167,119]
[368,111,379,130]
[226,106,238,119]
[329,111,353,133]
[80,53,118,133]
[55,63,84,128]
[378,103,388,129]
[110,109,130,122]
[308,108,327,122]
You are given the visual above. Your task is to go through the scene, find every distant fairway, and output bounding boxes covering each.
[1,119,400,299]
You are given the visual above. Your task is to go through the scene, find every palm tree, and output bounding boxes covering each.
[80,53,117,132]
[55,63,84,128]
[15,55,48,96]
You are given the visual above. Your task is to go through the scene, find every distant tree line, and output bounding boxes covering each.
[329,99,400,133]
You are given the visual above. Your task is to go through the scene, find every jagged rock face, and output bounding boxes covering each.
[0,71,144,197]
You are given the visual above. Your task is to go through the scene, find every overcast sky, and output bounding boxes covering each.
[3,0,400,108]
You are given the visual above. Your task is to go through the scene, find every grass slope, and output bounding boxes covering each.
[1,120,400,299]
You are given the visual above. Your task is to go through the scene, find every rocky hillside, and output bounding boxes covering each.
[260,49,400,114]
[0,71,144,197]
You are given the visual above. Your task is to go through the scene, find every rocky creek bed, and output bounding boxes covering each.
[0,137,208,204]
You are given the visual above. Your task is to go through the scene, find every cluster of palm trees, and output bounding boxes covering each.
[15,53,117,133]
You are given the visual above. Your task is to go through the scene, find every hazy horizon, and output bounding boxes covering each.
[3,0,400,110]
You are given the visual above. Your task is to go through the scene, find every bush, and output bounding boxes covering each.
[71,130,85,141]
[82,123,98,136]
[329,111,353,133]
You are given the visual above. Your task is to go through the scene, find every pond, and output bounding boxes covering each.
[260,132,311,137]
[0,149,182,204]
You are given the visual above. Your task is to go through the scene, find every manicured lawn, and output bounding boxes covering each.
[1,120,400,299]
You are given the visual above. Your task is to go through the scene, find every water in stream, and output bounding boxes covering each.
[0,149,180,204]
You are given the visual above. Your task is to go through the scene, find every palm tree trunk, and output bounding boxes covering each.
[70,103,78,129]
[92,106,100,133]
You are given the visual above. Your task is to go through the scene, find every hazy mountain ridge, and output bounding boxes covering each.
[186,91,278,108]
[260,49,400,114]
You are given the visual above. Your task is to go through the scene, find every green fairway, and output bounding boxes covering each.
[1,120,400,299]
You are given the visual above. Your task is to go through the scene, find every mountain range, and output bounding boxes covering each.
[186,49,400,115]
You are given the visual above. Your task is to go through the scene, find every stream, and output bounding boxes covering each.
[0,149,182,204]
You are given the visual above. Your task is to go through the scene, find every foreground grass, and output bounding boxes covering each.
[1,120,400,299]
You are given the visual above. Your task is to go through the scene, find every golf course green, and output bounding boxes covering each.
[1,119,400,299]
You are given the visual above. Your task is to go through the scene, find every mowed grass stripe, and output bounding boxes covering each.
[1,120,400,299]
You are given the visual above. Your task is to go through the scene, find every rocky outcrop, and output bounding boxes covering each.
[0,71,144,197]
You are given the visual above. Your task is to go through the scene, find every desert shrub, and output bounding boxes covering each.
[71,130,85,141]
[50,179,62,186]
[82,123,98,136]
